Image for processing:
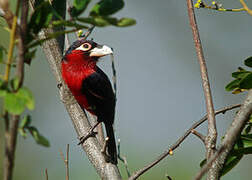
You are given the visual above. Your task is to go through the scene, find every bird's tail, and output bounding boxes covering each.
[105,124,118,164]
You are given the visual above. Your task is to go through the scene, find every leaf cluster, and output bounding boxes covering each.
[0,78,34,115]
[225,57,252,94]
[26,0,136,49]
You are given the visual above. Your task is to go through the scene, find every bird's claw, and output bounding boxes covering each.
[78,131,98,145]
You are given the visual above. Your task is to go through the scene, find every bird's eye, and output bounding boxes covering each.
[82,43,92,51]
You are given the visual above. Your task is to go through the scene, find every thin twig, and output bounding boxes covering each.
[117,139,131,177]
[59,144,70,180]
[191,129,206,145]
[45,168,48,180]
[240,0,252,16]
[186,0,217,178]
[128,104,241,180]
[0,1,14,28]
[195,1,246,12]
[4,0,19,82]
[165,174,172,180]
[80,25,95,40]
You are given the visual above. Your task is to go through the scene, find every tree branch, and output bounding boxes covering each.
[194,146,225,180]
[197,90,252,179]
[28,1,122,179]
[3,1,25,180]
[186,0,217,178]
[59,144,69,180]
[240,0,252,16]
[4,115,19,180]
[128,104,241,180]
[191,129,206,145]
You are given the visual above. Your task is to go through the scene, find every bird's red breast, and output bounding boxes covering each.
[62,50,97,114]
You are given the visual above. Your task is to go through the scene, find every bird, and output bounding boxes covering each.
[61,39,117,164]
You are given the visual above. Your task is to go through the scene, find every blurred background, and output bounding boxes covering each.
[1,0,252,179]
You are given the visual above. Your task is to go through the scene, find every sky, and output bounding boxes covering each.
[1,0,252,179]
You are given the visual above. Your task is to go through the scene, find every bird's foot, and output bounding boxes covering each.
[78,130,98,145]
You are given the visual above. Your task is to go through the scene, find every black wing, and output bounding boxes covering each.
[81,67,115,125]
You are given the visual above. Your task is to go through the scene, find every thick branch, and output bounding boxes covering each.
[194,146,226,180]
[186,0,217,179]
[128,104,241,180]
[205,90,252,179]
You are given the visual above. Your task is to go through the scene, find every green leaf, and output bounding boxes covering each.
[90,0,124,16]
[0,89,7,97]
[232,71,250,79]
[116,18,136,27]
[219,137,244,176]
[0,79,4,87]
[18,87,35,110]
[4,87,35,115]
[4,92,26,115]
[244,56,252,67]
[19,128,27,138]
[245,125,251,134]
[200,158,206,167]
[225,79,241,91]
[70,0,91,17]
[220,155,243,176]
[19,115,32,138]
[28,126,50,147]
[77,16,136,27]
[52,20,85,28]
[28,1,54,35]
[24,49,37,65]
[10,77,20,91]
[77,17,109,27]
[240,134,252,148]
[20,115,31,129]
[239,73,252,89]
[0,46,4,63]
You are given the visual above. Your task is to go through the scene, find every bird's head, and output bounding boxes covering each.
[63,39,113,62]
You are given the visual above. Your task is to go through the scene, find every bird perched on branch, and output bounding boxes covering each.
[61,39,117,164]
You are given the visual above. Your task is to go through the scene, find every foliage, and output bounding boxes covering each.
[27,0,135,49]
[225,57,252,94]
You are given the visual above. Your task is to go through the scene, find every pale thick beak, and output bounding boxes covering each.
[89,45,113,57]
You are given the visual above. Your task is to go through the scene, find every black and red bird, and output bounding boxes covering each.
[61,39,117,164]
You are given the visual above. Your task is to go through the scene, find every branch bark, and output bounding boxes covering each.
[29,1,121,179]
[186,0,217,179]
[197,90,252,179]
[4,115,19,180]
